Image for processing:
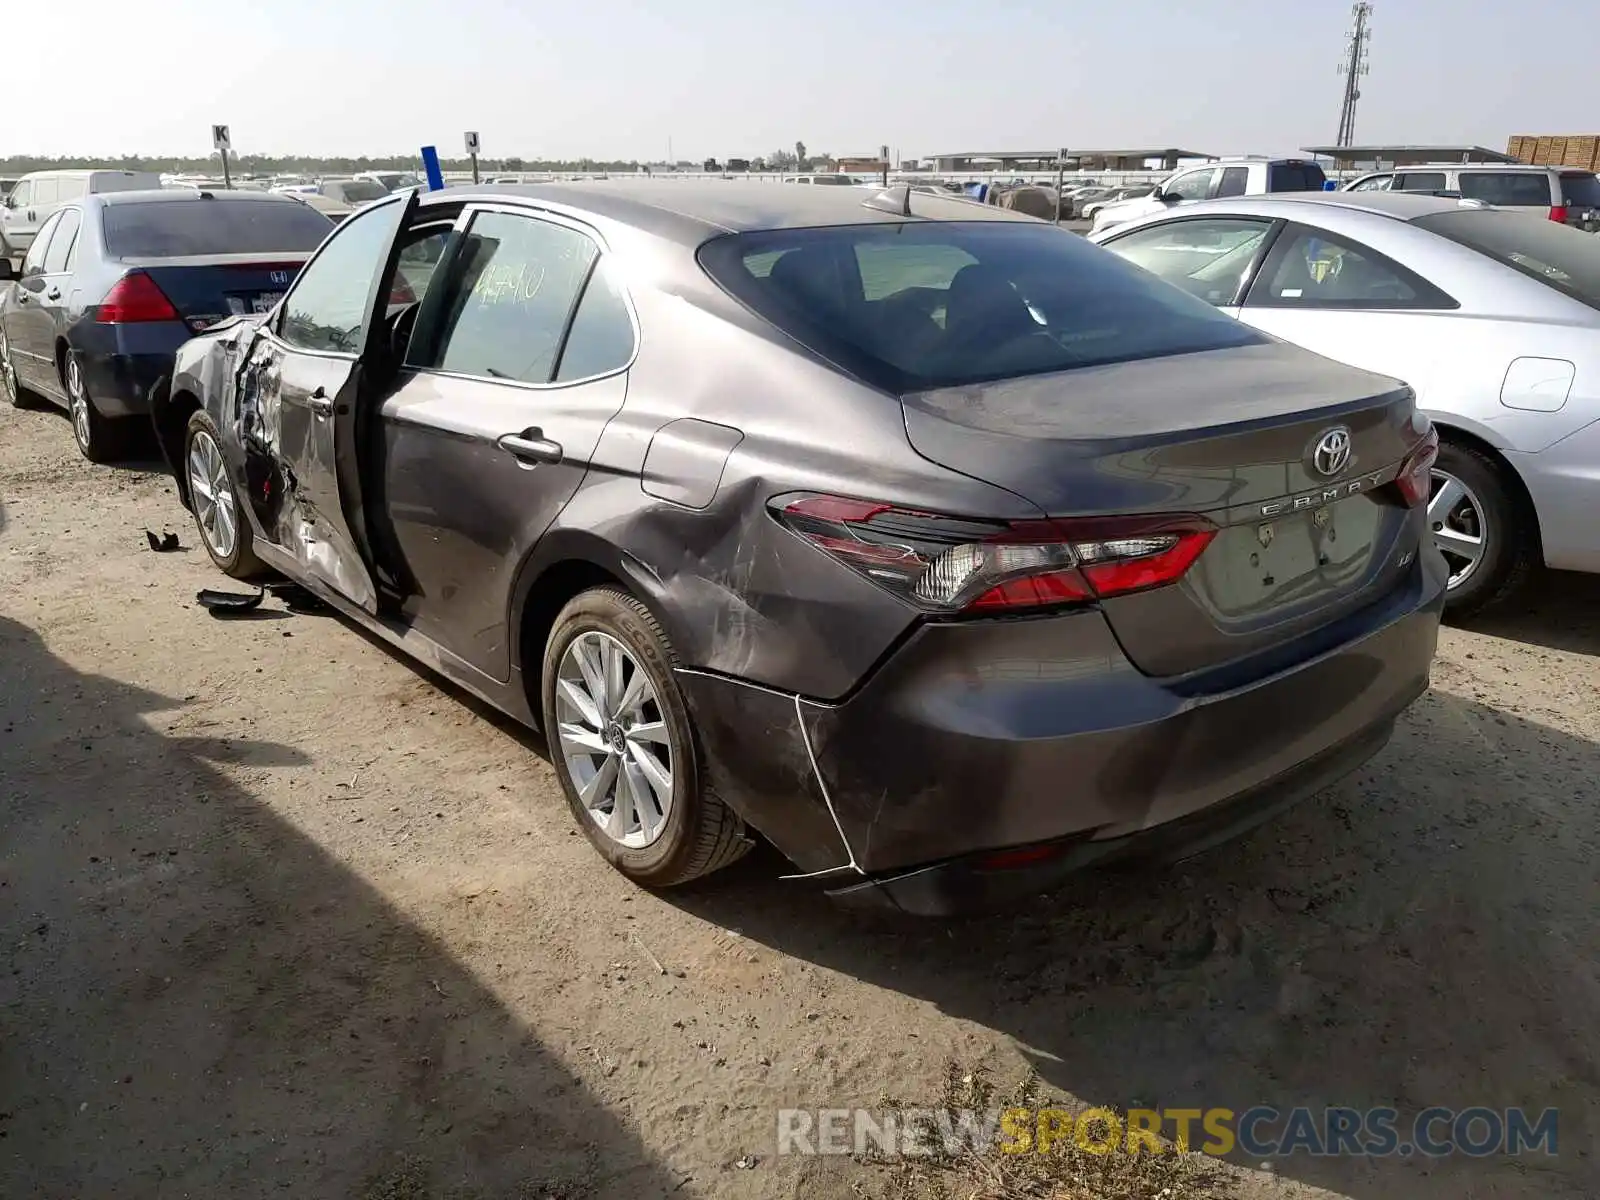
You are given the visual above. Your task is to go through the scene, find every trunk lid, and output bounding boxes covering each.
[901,341,1425,677]
[121,253,310,333]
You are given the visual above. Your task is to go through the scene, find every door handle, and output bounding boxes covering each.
[45,287,60,301]
[306,385,334,416]
[496,428,564,465]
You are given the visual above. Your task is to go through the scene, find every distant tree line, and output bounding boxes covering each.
[1,153,653,176]
[1,145,837,178]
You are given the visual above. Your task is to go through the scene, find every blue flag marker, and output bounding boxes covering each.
[421,146,445,191]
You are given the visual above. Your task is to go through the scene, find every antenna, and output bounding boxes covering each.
[861,184,913,217]
[1335,3,1373,150]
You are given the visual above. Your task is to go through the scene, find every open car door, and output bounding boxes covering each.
[266,189,420,613]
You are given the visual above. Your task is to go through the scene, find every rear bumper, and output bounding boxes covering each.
[680,546,1446,912]
[1507,420,1600,574]
[70,321,189,417]
[78,351,175,417]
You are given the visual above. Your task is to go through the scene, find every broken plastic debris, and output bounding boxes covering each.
[196,587,266,614]
[144,530,180,552]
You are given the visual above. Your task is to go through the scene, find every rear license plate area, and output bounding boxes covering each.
[226,292,283,316]
[1196,497,1385,617]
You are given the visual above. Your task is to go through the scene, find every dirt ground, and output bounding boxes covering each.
[2,394,1597,1200]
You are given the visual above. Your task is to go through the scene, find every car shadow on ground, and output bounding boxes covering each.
[674,689,1598,1199]
[0,614,684,1198]
[1459,570,1600,657]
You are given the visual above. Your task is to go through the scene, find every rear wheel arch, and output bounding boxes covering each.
[154,387,203,508]
[511,537,683,722]
[1430,420,1543,554]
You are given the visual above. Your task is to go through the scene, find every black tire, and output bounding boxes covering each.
[183,409,269,580]
[541,586,751,887]
[0,323,38,410]
[62,349,133,463]
[1433,440,1537,620]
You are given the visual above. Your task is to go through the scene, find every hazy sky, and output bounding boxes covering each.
[6,1,1590,161]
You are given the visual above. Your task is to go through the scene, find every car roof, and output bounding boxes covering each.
[415,180,1036,242]
[92,188,307,206]
[1159,191,1476,222]
[1358,162,1578,174]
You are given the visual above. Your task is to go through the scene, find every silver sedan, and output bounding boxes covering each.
[1091,191,1600,616]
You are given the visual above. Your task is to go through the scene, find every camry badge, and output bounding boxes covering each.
[1311,426,1353,477]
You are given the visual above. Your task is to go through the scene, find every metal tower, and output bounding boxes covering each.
[1335,3,1373,148]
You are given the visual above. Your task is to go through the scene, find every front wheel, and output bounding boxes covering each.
[541,586,751,887]
[184,409,268,579]
[0,324,34,410]
[1429,441,1537,619]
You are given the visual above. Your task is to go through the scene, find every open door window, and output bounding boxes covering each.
[245,191,420,611]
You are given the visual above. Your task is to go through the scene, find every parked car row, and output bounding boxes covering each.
[0,189,333,459]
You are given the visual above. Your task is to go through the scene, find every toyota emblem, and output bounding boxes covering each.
[1311,427,1353,477]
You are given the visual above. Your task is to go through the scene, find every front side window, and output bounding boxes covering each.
[9,181,31,209]
[700,220,1265,393]
[22,212,63,275]
[1250,226,1449,309]
[42,209,80,274]
[1104,218,1275,306]
[422,211,598,384]
[1458,172,1553,207]
[279,197,408,353]
[1164,169,1216,202]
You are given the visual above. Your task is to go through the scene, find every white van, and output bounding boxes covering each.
[0,169,162,256]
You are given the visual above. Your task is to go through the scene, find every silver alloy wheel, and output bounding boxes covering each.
[66,355,91,449]
[1428,467,1487,590]
[0,327,16,406]
[555,629,674,850]
[187,428,238,560]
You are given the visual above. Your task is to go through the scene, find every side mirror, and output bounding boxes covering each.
[1154,188,1176,203]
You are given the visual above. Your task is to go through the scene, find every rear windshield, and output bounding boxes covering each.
[1457,172,1552,207]
[1560,172,1600,208]
[1415,209,1600,310]
[1268,162,1327,192]
[328,180,388,204]
[698,221,1266,393]
[103,199,334,258]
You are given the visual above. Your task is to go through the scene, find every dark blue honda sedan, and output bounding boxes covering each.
[0,189,333,461]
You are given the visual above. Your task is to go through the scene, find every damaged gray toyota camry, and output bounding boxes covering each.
[151,181,1448,915]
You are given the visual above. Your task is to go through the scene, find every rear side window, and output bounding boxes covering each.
[1415,209,1600,311]
[554,257,635,381]
[1268,162,1327,192]
[1560,173,1600,208]
[699,221,1265,393]
[1215,166,1250,198]
[42,209,80,273]
[1395,171,1447,192]
[1457,172,1553,207]
[103,199,333,258]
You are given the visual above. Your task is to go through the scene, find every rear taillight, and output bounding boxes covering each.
[773,496,1216,614]
[97,272,178,323]
[1550,206,1569,224]
[1395,421,1440,508]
